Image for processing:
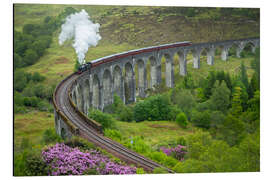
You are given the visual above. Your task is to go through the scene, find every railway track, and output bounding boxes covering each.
[54,72,174,173]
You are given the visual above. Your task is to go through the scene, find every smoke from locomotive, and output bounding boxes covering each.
[58,9,101,64]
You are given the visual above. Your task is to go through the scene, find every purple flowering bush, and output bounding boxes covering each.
[160,145,187,161]
[42,143,136,175]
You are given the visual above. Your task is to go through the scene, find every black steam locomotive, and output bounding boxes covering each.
[77,62,92,74]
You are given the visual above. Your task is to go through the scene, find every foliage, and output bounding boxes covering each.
[220,113,246,146]
[118,105,134,122]
[160,145,187,161]
[191,110,211,129]
[88,108,116,129]
[42,143,137,175]
[185,130,213,160]
[14,70,28,92]
[42,128,62,144]
[136,168,145,174]
[230,86,243,116]
[208,81,231,113]
[152,167,169,174]
[182,74,196,89]
[170,88,195,119]
[175,112,188,128]
[104,129,123,142]
[133,94,176,122]
[74,60,80,72]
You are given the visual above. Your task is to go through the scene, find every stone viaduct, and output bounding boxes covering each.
[68,37,259,115]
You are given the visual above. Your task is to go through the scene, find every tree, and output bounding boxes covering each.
[209,81,231,113]
[24,49,38,66]
[14,70,27,92]
[176,112,188,128]
[231,86,243,117]
[221,113,245,146]
[239,61,249,91]
[14,53,25,69]
[29,40,47,57]
[23,24,36,35]
[202,71,216,99]
[170,88,195,119]
[191,110,211,129]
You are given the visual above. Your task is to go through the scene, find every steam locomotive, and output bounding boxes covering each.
[77,41,192,74]
[77,62,92,74]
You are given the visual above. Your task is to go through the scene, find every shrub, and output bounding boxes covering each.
[25,152,48,176]
[191,110,211,129]
[160,145,187,161]
[104,129,123,142]
[88,109,115,129]
[118,105,134,122]
[176,112,188,128]
[176,136,187,146]
[42,128,62,144]
[42,143,136,175]
[152,167,169,174]
[133,94,175,122]
[14,70,28,92]
[32,72,45,82]
[170,88,195,120]
[23,96,40,107]
[64,136,96,151]
[136,168,145,174]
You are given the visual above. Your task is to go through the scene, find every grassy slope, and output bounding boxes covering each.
[115,120,195,147]
[14,4,259,148]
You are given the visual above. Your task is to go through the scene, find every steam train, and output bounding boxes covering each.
[77,41,192,74]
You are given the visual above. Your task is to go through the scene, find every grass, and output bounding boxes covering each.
[115,120,195,147]
[14,111,54,150]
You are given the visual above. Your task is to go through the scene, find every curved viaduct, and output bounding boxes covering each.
[53,37,259,172]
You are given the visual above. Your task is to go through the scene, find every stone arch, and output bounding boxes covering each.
[177,50,187,76]
[203,47,215,65]
[162,53,174,87]
[149,56,158,88]
[92,74,100,109]
[243,41,256,54]
[218,44,230,61]
[229,42,240,57]
[61,127,67,139]
[77,84,84,112]
[83,79,90,114]
[136,59,147,97]
[113,65,123,101]
[103,69,112,107]
[124,62,135,104]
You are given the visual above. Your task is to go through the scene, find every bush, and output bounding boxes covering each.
[176,136,187,146]
[176,112,188,128]
[133,94,175,122]
[32,72,45,82]
[104,129,123,142]
[152,167,169,174]
[191,110,211,129]
[23,96,40,107]
[42,128,62,144]
[118,106,134,122]
[64,136,96,151]
[88,109,115,129]
[25,152,49,176]
[170,88,195,120]
[136,168,145,174]
[14,70,28,92]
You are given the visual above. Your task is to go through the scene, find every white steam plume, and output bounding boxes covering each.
[59,9,101,64]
